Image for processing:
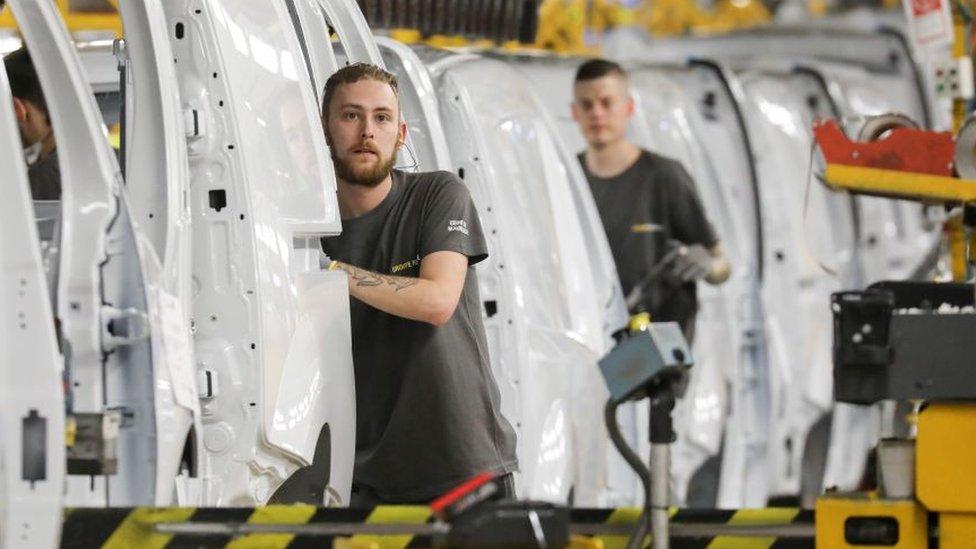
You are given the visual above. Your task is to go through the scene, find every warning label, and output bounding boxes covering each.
[905,0,953,50]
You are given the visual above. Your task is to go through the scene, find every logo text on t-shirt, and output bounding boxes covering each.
[391,256,421,274]
[448,219,469,236]
[631,222,663,234]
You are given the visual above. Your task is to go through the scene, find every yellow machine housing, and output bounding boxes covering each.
[816,404,976,547]
[816,496,927,548]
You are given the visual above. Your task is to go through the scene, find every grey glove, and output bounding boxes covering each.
[670,243,713,282]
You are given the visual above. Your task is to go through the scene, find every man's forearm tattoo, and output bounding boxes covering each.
[341,263,419,292]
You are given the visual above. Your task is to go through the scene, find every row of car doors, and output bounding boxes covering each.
[1,2,381,547]
[2,10,942,549]
[2,5,636,549]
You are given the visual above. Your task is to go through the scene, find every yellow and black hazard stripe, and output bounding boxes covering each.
[570,507,814,549]
[60,505,435,549]
[61,505,814,548]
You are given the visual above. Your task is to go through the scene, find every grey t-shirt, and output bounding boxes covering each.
[580,150,718,336]
[28,148,61,200]
[321,169,518,502]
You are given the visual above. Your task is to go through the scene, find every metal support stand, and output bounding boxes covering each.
[649,393,676,549]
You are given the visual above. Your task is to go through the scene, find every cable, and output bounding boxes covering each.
[625,245,683,311]
[802,138,839,277]
[605,398,651,549]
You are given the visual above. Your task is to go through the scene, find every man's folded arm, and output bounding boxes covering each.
[333,250,468,326]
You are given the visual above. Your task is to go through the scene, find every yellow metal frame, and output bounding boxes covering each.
[822,164,976,203]
[940,513,976,548]
[634,0,771,38]
[916,403,976,513]
[0,0,122,36]
[533,0,589,53]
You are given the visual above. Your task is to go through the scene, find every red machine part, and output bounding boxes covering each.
[813,118,956,176]
[430,471,499,520]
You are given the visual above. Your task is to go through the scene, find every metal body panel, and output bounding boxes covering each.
[9,0,117,438]
[0,47,65,549]
[771,66,880,501]
[8,0,164,507]
[162,0,353,506]
[287,0,339,100]
[604,24,947,132]
[99,196,159,505]
[604,26,932,122]
[496,55,629,352]
[738,69,854,500]
[674,61,772,510]
[422,52,611,505]
[75,41,118,94]
[116,0,205,505]
[314,0,382,65]
[377,37,453,172]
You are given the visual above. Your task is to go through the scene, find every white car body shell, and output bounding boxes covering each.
[5,0,202,509]
[0,36,66,549]
[159,0,355,506]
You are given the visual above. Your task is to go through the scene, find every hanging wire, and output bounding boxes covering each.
[802,131,840,278]
[396,137,421,172]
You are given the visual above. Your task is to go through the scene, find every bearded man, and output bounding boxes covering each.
[319,63,518,505]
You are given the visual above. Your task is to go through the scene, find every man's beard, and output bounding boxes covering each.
[331,143,397,188]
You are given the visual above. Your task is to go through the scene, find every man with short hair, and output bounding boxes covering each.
[4,47,59,200]
[571,59,730,340]
[319,63,518,505]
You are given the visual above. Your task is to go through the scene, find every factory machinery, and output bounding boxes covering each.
[2,0,975,547]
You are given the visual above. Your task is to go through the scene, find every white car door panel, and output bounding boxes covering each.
[0,45,66,549]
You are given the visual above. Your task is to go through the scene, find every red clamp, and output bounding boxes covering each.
[813,118,955,176]
[430,472,504,521]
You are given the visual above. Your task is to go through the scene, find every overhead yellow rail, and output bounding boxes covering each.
[390,0,772,55]
[634,0,771,37]
[0,0,121,36]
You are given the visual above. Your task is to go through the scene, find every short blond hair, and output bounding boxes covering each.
[321,62,399,120]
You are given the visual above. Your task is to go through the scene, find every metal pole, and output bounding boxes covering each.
[154,521,449,537]
[154,519,818,539]
[570,522,815,538]
[648,392,676,549]
[650,442,670,549]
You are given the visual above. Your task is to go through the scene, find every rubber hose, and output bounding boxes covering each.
[605,399,652,549]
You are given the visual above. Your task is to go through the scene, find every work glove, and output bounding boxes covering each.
[669,243,714,282]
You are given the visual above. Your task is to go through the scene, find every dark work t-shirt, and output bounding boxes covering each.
[580,150,718,335]
[28,148,61,200]
[321,169,518,502]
